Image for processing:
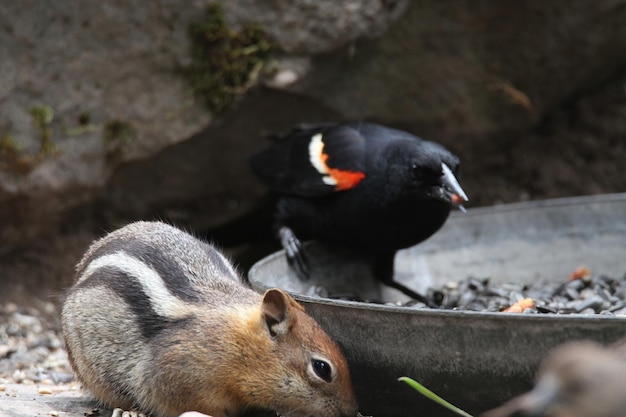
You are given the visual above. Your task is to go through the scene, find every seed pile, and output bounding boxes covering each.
[406,268,626,315]
[318,267,626,315]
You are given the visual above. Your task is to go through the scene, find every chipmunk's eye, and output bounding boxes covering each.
[312,359,333,383]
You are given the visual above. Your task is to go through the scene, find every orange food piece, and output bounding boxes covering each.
[502,298,534,313]
[568,265,591,281]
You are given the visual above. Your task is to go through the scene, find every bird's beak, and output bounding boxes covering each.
[441,162,469,212]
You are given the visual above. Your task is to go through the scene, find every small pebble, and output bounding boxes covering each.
[3,302,18,314]
[0,345,11,357]
[12,370,26,383]
[445,281,459,290]
[272,69,298,87]
[38,387,53,395]
[50,411,59,416]
[50,372,75,384]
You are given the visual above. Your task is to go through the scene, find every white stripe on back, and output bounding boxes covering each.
[79,252,188,317]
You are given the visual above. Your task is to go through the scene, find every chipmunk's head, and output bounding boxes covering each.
[248,289,359,417]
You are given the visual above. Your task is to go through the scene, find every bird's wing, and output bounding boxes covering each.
[250,125,367,197]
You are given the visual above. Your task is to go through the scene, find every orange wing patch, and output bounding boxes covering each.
[309,133,365,191]
[321,152,366,190]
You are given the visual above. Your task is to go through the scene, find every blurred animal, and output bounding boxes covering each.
[482,340,626,417]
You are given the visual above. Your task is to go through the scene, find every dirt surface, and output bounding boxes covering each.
[0,383,100,417]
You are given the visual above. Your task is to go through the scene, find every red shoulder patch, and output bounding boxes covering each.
[322,153,366,190]
[309,133,365,191]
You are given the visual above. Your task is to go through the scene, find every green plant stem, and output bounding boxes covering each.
[398,376,474,417]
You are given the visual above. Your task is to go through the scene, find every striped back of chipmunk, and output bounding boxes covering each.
[68,221,253,338]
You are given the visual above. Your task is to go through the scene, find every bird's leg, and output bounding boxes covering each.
[277,225,310,279]
[374,254,438,308]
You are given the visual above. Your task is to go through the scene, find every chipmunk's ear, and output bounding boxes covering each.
[262,289,301,338]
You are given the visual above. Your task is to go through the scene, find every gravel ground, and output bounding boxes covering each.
[0,300,74,387]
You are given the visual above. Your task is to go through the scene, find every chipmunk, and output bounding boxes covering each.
[61,221,358,417]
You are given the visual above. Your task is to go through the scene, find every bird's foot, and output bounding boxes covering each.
[277,226,310,279]
[384,280,440,309]
[374,255,440,308]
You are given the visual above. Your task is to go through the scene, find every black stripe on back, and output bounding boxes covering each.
[78,237,201,303]
[75,265,185,339]
[203,245,237,278]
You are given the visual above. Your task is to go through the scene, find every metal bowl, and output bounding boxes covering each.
[248,193,626,417]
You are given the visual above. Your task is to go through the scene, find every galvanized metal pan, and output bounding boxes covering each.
[248,193,626,417]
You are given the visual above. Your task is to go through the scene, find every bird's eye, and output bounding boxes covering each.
[312,359,333,383]
[411,163,425,182]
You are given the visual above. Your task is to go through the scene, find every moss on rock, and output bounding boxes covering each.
[0,105,60,174]
[182,3,275,113]
[103,119,136,164]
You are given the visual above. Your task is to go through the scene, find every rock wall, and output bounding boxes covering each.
[1,1,625,298]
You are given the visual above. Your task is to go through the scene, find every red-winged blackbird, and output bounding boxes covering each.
[250,122,468,304]
[482,340,626,417]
